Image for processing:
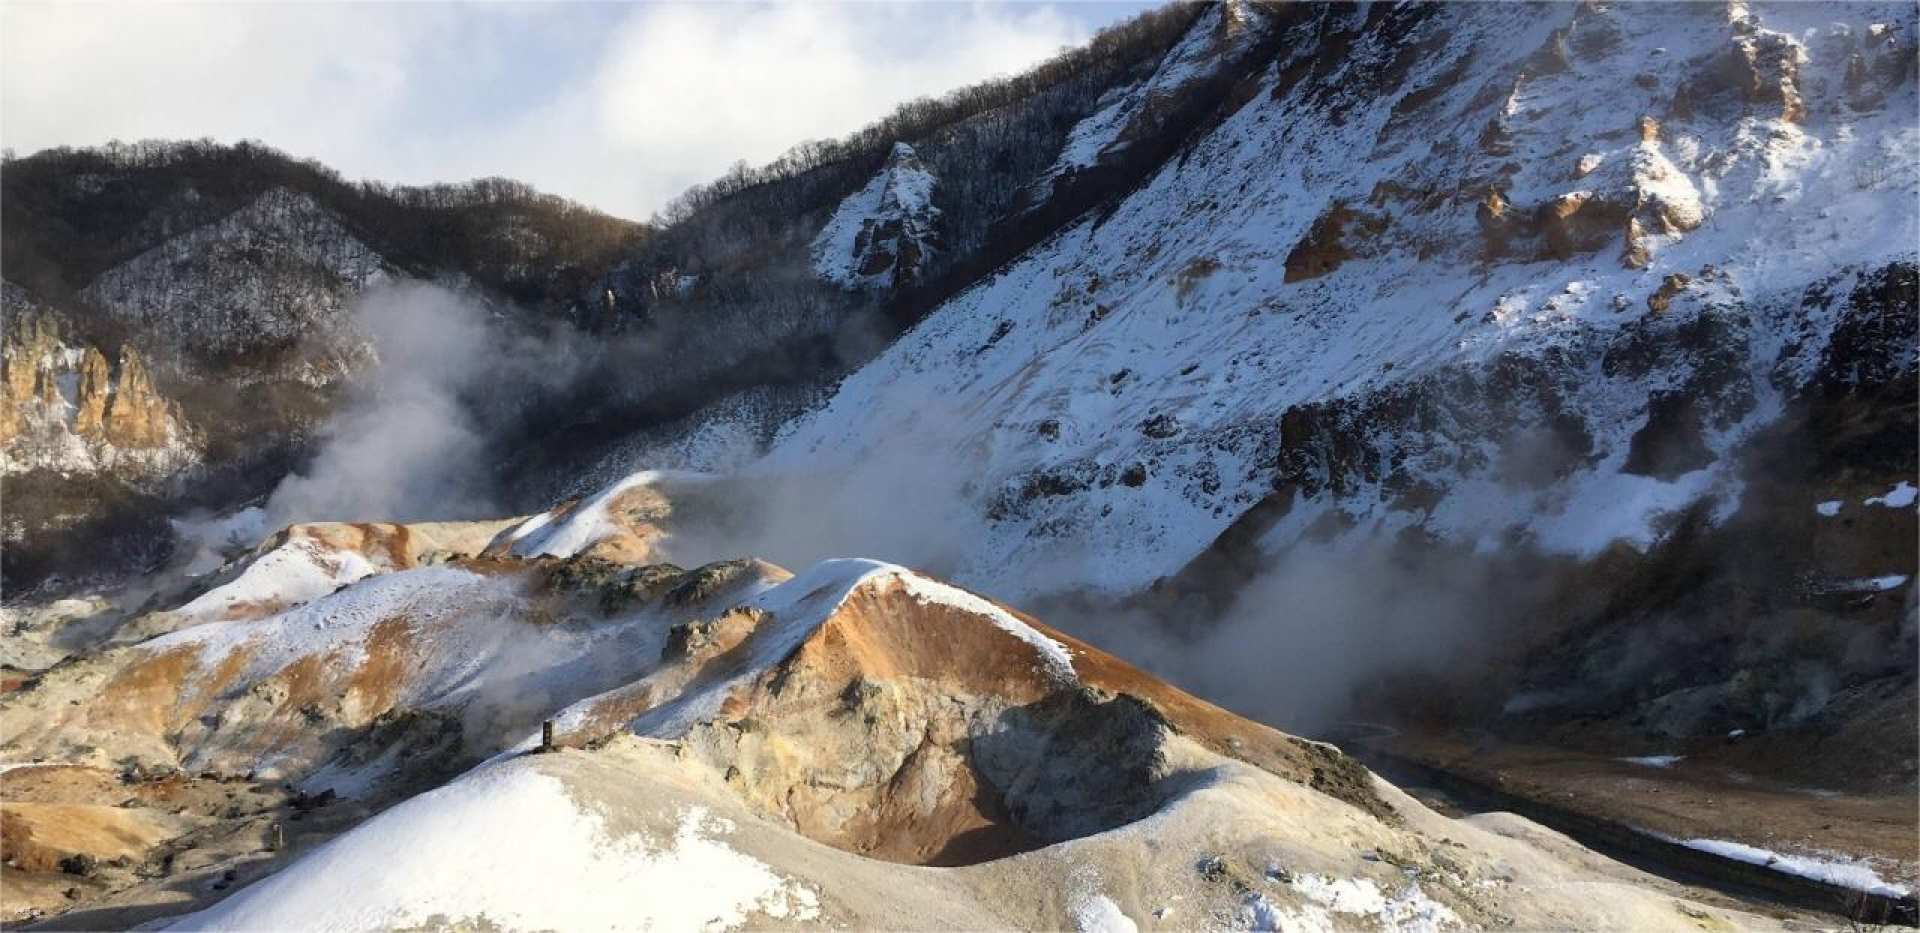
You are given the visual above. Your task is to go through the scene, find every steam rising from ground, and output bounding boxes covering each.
[174,283,596,566]
[649,407,988,583]
[618,437,1909,741]
[172,278,901,570]
[162,285,1906,744]
[626,453,1514,737]
[1039,539,1512,735]
[264,284,503,528]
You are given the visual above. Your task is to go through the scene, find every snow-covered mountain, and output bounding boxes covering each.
[766,0,1918,598]
[2,1,1915,927]
[540,0,1917,892]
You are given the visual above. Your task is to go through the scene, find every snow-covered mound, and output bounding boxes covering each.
[0,550,789,787]
[146,553,1802,932]
[811,142,941,290]
[766,0,1920,600]
[0,497,1886,929]
[166,518,518,625]
[172,742,1789,933]
[499,469,719,563]
[167,763,825,933]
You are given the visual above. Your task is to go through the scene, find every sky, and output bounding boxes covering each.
[1,1,1155,221]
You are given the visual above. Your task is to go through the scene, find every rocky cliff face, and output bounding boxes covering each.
[0,301,196,479]
[811,143,942,290]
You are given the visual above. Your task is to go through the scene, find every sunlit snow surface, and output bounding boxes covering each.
[162,762,819,932]
[1620,754,1685,768]
[1070,893,1140,933]
[172,535,380,623]
[507,469,714,558]
[1675,838,1914,898]
[1245,873,1462,933]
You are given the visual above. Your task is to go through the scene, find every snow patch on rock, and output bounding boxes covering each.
[1620,754,1685,768]
[1071,893,1139,933]
[811,142,940,290]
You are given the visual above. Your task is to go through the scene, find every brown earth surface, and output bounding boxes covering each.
[1371,731,1919,894]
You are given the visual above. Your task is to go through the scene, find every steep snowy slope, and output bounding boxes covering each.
[766,0,1919,600]
[1034,0,1267,200]
[2,2,1914,926]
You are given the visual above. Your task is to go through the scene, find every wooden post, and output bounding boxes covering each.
[269,823,284,852]
[541,720,554,753]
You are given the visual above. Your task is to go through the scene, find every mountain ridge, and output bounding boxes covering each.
[1,1,1915,927]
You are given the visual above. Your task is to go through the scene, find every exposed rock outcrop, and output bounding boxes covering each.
[1728,23,1808,123]
[69,347,111,439]
[0,306,197,478]
[1476,115,1705,269]
[101,348,172,449]
[1283,201,1388,283]
[0,312,60,444]
[811,143,941,290]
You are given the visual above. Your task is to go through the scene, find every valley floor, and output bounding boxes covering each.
[1351,730,1919,926]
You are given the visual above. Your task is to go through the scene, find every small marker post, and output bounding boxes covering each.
[541,720,555,753]
[269,823,284,852]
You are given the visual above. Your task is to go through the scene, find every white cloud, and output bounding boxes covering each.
[1,1,1111,219]
[585,1,1082,211]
